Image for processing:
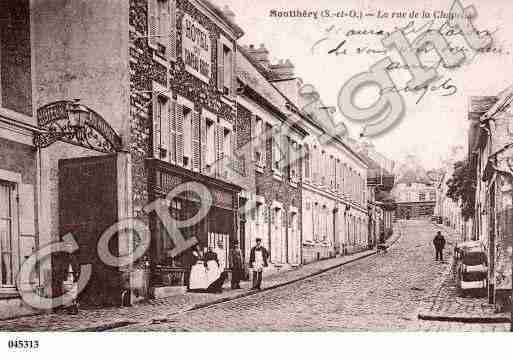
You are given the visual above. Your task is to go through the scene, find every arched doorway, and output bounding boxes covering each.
[35,100,128,307]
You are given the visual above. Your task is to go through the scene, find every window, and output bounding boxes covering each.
[255,203,262,225]
[148,0,177,60]
[183,106,193,169]
[156,95,168,159]
[253,116,265,168]
[218,37,234,96]
[330,155,335,189]
[419,192,426,201]
[206,119,216,168]
[304,145,310,181]
[321,151,326,185]
[272,128,282,173]
[223,127,231,161]
[0,182,14,287]
[223,44,232,96]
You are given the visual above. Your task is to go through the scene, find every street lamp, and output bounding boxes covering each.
[68,99,90,141]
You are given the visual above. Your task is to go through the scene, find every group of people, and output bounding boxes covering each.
[185,239,269,293]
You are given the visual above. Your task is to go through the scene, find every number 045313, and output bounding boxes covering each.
[7,339,39,349]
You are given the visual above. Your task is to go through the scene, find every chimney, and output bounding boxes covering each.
[270,59,295,80]
[221,5,236,24]
[244,43,270,69]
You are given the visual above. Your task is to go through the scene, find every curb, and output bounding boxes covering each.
[84,227,404,331]
[416,224,509,324]
[417,313,510,324]
[187,226,403,313]
[30,226,405,332]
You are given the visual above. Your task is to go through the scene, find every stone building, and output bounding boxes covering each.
[468,92,513,309]
[0,0,40,319]
[256,58,369,261]
[236,46,306,270]
[358,144,396,246]
[27,0,245,308]
[1,0,377,320]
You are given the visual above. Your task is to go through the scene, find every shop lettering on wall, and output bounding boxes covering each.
[182,13,211,83]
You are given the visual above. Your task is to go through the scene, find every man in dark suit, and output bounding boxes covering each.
[433,231,446,261]
[229,242,244,289]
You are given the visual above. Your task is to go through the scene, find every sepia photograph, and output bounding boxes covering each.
[0,0,512,356]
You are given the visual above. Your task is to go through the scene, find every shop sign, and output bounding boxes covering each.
[182,13,211,83]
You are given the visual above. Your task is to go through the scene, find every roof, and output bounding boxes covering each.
[236,49,289,115]
[237,46,368,167]
[202,0,244,38]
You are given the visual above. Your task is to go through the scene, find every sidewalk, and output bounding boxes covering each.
[0,229,401,332]
[417,224,509,323]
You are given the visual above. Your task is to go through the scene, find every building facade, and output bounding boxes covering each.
[1,0,379,319]
[236,46,305,272]
[393,155,437,220]
[358,145,396,245]
[434,146,472,241]
[468,93,513,310]
[0,0,40,319]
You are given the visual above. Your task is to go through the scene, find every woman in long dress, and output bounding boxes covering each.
[204,247,226,293]
[188,246,208,291]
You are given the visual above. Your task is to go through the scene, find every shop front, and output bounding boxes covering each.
[147,159,241,293]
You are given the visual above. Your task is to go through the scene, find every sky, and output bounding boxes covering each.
[213,0,513,169]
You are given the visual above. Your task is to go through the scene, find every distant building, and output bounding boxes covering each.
[358,143,396,246]
[392,155,437,219]
[434,146,472,240]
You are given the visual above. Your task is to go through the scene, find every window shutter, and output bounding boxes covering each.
[214,122,222,177]
[169,99,176,163]
[168,0,177,61]
[231,129,237,170]
[231,47,237,97]
[304,147,310,181]
[192,110,200,172]
[152,92,160,158]
[251,114,257,139]
[175,103,184,166]
[19,184,36,264]
[160,99,169,160]
[148,0,158,48]
[312,148,317,183]
[217,39,224,92]
[200,116,207,172]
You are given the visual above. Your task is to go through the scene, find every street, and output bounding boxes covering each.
[122,220,451,331]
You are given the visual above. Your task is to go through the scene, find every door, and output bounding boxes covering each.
[58,155,120,307]
[272,208,282,263]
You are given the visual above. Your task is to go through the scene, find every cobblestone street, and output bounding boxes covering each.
[121,220,474,331]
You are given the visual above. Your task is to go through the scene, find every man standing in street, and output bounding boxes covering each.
[229,242,244,289]
[433,231,446,262]
[249,238,269,290]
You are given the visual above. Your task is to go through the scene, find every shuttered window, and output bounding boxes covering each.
[217,36,235,97]
[304,145,310,181]
[0,176,35,289]
[153,92,176,161]
[182,106,193,169]
[148,0,177,61]
[0,182,14,287]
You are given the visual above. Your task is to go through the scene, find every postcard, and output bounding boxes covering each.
[0,0,512,356]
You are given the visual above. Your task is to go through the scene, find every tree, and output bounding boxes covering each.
[446,159,476,220]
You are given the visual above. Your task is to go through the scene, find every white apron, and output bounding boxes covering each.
[189,260,208,290]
